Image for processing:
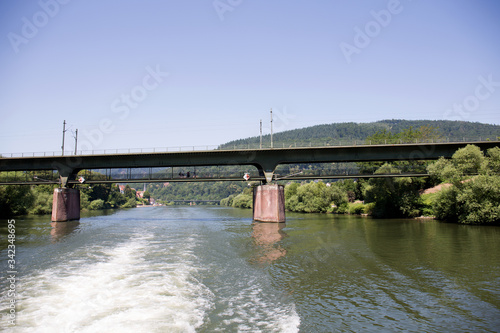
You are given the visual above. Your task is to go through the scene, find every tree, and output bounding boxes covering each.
[284,182,299,200]
[364,163,423,218]
[107,186,128,208]
[427,145,500,224]
[143,191,151,204]
[284,181,348,213]
[88,199,105,210]
[231,187,253,208]
[29,185,55,215]
[232,192,252,208]
[486,146,500,174]
[365,125,442,144]
[0,185,34,217]
[220,194,235,206]
[122,197,138,208]
[124,185,136,199]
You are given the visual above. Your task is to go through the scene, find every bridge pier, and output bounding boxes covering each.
[253,184,286,223]
[51,188,80,222]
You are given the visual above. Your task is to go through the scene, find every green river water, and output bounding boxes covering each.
[1,206,499,332]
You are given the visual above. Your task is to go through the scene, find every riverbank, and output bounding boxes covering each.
[0,183,149,219]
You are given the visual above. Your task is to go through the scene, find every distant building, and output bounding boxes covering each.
[118,184,126,194]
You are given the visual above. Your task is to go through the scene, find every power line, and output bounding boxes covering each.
[72,129,78,155]
[61,120,67,156]
[270,108,273,149]
[260,119,262,149]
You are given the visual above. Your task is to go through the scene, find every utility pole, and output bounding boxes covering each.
[73,129,78,155]
[260,119,262,149]
[270,108,273,148]
[61,120,67,156]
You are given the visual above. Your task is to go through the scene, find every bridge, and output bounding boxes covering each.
[2,141,499,185]
[170,200,220,205]
[1,140,499,222]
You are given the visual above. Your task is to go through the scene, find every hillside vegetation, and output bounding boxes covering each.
[220,119,500,149]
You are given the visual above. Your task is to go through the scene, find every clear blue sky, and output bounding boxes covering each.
[1,0,499,153]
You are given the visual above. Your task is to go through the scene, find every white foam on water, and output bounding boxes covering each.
[8,233,214,332]
[216,279,301,333]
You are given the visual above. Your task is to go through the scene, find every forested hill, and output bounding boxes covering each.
[220,120,500,149]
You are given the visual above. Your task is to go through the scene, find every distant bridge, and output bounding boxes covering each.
[170,200,220,205]
[1,141,499,186]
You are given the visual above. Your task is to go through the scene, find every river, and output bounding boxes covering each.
[1,206,499,332]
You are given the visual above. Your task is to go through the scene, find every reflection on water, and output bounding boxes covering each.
[50,221,80,242]
[251,222,287,263]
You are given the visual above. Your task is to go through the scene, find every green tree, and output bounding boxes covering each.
[284,182,299,200]
[107,186,128,208]
[328,183,349,213]
[28,185,55,215]
[143,191,151,204]
[284,181,348,213]
[124,185,136,199]
[0,185,34,217]
[232,193,253,208]
[88,199,105,210]
[365,125,442,145]
[486,146,500,174]
[364,164,423,218]
[220,194,235,206]
[122,197,138,208]
[427,145,500,224]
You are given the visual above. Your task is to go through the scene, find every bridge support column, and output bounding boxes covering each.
[253,184,285,223]
[51,188,80,222]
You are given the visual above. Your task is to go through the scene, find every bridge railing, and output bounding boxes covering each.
[0,137,497,158]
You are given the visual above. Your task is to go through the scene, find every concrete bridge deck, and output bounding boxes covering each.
[1,141,499,185]
[2,141,499,184]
